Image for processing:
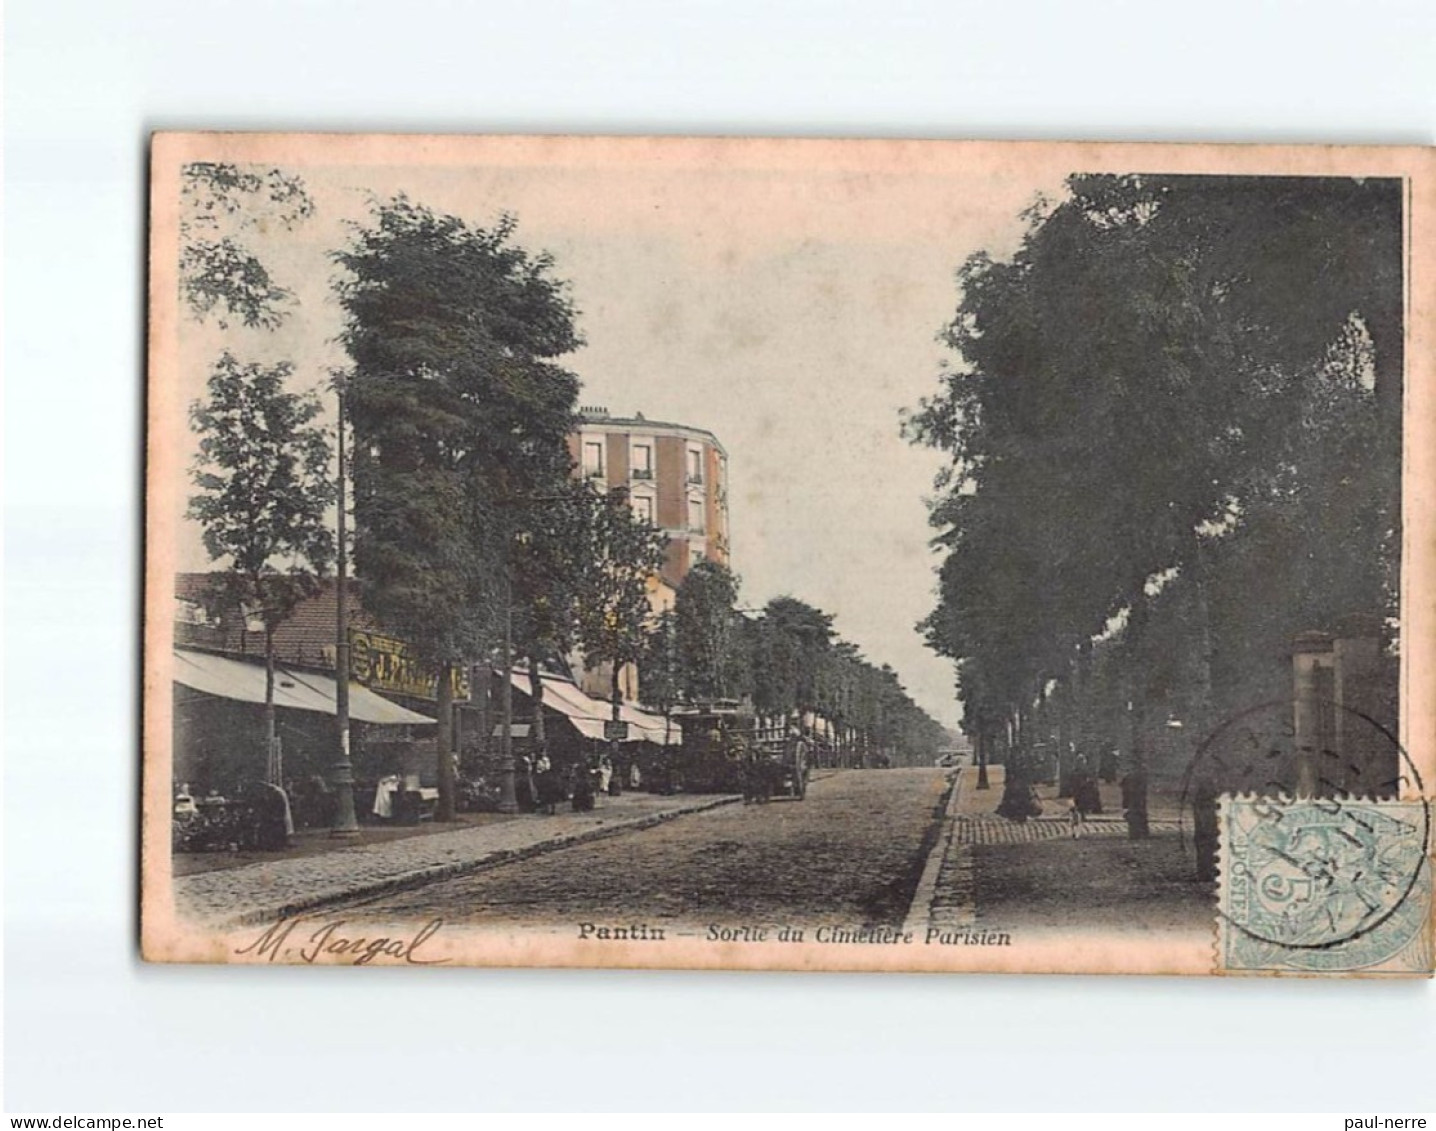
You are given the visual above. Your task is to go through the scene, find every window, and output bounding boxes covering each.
[583,440,605,478]
[686,446,703,485]
[687,497,705,532]
[632,442,653,480]
[632,494,655,524]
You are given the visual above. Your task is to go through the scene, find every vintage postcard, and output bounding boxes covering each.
[143,133,1435,976]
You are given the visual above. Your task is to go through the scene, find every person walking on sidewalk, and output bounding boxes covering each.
[571,758,596,812]
[534,750,558,815]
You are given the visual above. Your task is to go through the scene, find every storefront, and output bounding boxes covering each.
[171,647,435,826]
[503,666,680,793]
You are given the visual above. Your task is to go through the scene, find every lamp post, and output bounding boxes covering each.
[496,563,518,813]
[330,372,360,837]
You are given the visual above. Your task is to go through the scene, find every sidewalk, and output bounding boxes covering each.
[908,765,1206,938]
[954,763,1185,836]
[173,791,740,928]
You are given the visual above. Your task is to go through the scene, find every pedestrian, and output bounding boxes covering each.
[1072,754,1103,816]
[571,759,595,812]
[1069,799,1086,839]
[629,760,643,791]
[534,750,557,815]
[373,772,401,820]
[598,755,614,796]
[516,753,535,812]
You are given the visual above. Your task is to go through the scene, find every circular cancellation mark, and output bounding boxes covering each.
[1179,700,1430,962]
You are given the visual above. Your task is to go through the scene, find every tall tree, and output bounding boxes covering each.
[575,487,669,731]
[334,197,583,820]
[909,174,1403,805]
[188,353,336,781]
[759,597,834,723]
[179,162,315,329]
[638,607,681,744]
[673,560,742,703]
[511,476,598,752]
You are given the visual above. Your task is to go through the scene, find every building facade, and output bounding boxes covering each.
[569,407,731,589]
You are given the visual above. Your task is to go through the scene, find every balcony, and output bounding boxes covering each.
[631,467,654,481]
[686,473,704,486]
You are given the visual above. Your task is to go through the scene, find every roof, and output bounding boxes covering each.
[175,574,377,668]
[173,648,434,726]
[576,411,727,458]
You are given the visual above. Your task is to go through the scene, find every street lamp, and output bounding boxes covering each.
[330,371,360,837]
[496,562,518,814]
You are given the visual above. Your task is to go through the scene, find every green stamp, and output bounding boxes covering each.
[1218,795,1431,974]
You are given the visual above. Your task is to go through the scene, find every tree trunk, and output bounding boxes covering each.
[998,705,1037,821]
[1188,533,1217,737]
[528,656,547,751]
[975,730,990,790]
[1125,596,1151,840]
[1075,638,1095,777]
[1056,674,1074,797]
[436,661,455,821]
[264,623,278,785]
[475,661,491,764]
[498,595,516,813]
[609,660,623,775]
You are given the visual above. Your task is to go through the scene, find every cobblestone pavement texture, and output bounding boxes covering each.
[348,768,951,930]
[174,791,739,927]
[970,833,1214,935]
[917,765,1197,936]
[953,815,1182,844]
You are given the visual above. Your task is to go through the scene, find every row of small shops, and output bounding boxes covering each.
[171,642,680,832]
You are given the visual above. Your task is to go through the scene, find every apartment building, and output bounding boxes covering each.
[569,407,731,589]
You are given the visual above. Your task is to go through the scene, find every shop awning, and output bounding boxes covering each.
[618,700,679,745]
[173,649,435,726]
[510,670,679,745]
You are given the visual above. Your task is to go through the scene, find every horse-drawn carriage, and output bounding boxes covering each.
[672,702,809,800]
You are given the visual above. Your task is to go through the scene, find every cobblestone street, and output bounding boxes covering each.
[175,790,741,928]
[176,763,1213,939]
[346,768,951,930]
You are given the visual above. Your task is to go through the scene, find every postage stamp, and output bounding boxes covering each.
[1217,794,1432,974]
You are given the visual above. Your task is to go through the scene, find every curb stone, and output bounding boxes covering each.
[202,795,742,930]
[901,769,964,937]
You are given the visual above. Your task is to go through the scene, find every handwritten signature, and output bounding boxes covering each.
[234,917,448,966]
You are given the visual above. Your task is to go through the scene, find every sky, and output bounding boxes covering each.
[169,138,1068,725]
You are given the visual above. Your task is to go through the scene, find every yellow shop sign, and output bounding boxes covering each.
[349,630,470,702]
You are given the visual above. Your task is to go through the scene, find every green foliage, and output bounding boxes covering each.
[575,487,668,677]
[673,560,742,702]
[750,597,834,719]
[333,196,583,664]
[737,596,944,765]
[638,607,681,714]
[908,174,1403,759]
[511,476,603,666]
[179,163,315,329]
[187,352,336,628]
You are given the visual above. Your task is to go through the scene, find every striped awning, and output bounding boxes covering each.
[173,649,435,726]
[510,669,679,745]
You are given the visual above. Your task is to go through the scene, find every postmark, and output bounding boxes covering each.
[1181,700,1433,973]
